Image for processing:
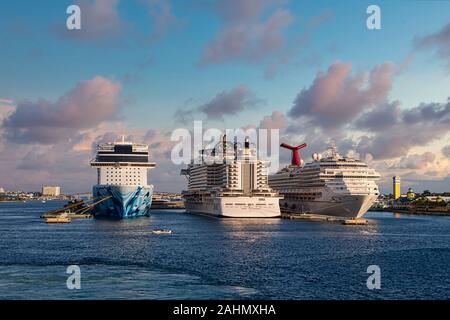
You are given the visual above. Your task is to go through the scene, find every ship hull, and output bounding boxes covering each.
[185,196,281,218]
[280,194,377,219]
[92,185,153,218]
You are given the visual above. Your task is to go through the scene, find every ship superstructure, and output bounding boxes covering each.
[90,136,155,218]
[269,143,380,218]
[181,136,281,218]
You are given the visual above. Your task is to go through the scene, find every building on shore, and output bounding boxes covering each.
[0,187,4,194]
[42,186,61,197]
[389,187,450,213]
[406,187,415,200]
[72,193,93,201]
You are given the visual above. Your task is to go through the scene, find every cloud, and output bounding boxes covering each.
[263,10,334,79]
[54,0,178,43]
[354,101,402,132]
[0,123,187,193]
[392,152,436,170]
[356,98,450,160]
[199,3,334,78]
[442,145,450,157]
[199,85,259,119]
[259,110,288,129]
[307,9,334,29]
[288,61,394,129]
[0,99,15,123]
[216,0,284,22]
[396,53,416,74]
[200,0,293,65]
[415,22,450,70]
[2,76,121,144]
[0,98,14,105]
[175,85,260,122]
[143,0,178,42]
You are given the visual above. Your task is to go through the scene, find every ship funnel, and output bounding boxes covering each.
[280,143,307,166]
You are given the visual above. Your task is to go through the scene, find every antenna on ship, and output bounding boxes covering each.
[280,143,307,166]
[222,134,227,163]
[234,136,238,160]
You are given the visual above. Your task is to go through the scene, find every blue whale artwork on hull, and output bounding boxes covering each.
[93,185,153,218]
[90,137,156,219]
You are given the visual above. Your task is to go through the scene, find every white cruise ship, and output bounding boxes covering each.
[181,136,281,218]
[90,136,156,218]
[269,143,380,219]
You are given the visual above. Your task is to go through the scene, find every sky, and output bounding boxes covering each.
[0,0,450,194]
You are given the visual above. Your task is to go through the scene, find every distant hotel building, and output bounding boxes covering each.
[42,186,61,197]
[393,176,401,199]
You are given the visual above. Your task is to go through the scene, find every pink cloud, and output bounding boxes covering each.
[3,76,121,144]
[288,61,394,128]
[200,1,293,65]
[415,22,450,70]
[259,110,287,130]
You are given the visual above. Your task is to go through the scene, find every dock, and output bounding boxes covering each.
[41,212,93,219]
[281,213,371,225]
[151,196,185,210]
[151,201,185,210]
[40,196,111,222]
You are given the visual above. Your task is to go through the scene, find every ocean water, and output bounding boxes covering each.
[0,200,449,300]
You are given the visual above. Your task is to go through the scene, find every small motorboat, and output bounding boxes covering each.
[151,229,172,235]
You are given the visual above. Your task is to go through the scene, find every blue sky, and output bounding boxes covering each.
[0,0,450,193]
[1,0,449,128]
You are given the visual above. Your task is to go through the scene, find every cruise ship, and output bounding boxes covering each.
[90,136,156,218]
[181,136,281,218]
[269,143,380,219]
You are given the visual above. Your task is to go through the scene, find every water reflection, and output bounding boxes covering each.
[219,217,282,241]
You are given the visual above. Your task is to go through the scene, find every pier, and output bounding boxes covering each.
[40,196,112,222]
[281,213,371,225]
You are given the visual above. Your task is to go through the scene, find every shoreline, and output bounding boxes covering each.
[371,208,450,217]
[0,199,67,203]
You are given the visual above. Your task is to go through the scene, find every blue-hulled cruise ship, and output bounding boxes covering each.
[90,136,156,218]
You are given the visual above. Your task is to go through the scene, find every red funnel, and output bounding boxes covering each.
[280,143,307,166]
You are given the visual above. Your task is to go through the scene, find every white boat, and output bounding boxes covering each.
[152,229,172,235]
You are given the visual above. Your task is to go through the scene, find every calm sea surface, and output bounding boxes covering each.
[0,200,449,300]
